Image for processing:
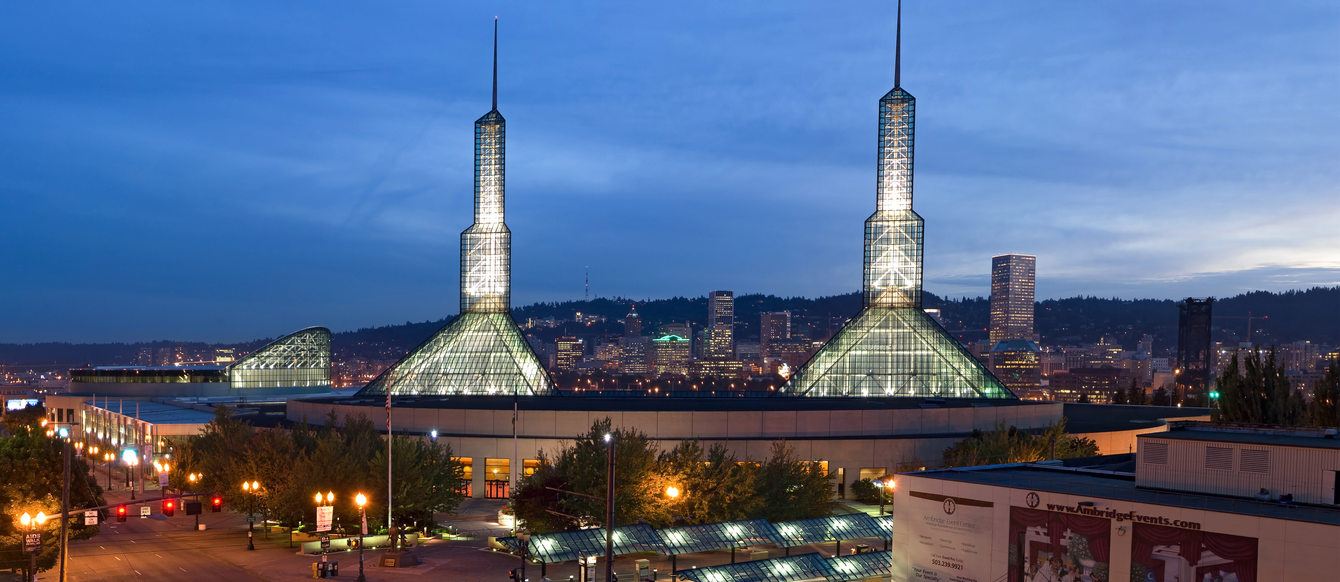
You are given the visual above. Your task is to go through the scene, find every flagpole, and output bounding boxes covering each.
[386,390,392,532]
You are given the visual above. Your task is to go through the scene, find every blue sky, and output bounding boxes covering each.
[1,1,1337,343]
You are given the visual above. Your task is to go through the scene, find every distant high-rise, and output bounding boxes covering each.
[989,254,1036,346]
[783,1,1013,399]
[760,311,791,359]
[1177,297,1214,402]
[651,334,691,376]
[357,20,552,397]
[555,337,584,371]
[705,291,735,360]
[624,305,642,337]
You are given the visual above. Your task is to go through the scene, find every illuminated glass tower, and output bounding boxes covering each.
[359,20,553,397]
[784,2,1013,399]
[989,254,1036,345]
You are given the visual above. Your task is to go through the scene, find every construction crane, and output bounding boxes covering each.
[1217,313,1269,345]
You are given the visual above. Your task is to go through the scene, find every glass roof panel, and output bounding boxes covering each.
[783,307,1015,399]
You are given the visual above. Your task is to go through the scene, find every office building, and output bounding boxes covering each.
[989,339,1042,397]
[651,334,691,376]
[624,305,642,338]
[618,336,649,375]
[554,337,584,371]
[760,311,791,360]
[1176,297,1214,402]
[989,254,1036,345]
[704,290,735,360]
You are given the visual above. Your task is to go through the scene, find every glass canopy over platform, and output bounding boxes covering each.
[782,307,1013,399]
[675,550,893,582]
[355,312,553,396]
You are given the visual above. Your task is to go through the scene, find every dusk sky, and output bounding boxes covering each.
[2,1,1337,343]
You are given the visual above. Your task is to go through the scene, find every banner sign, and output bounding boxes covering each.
[906,490,994,582]
[316,506,333,532]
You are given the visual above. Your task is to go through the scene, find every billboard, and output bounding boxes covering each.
[1129,523,1256,582]
[6,398,39,411]
[905,490,995,582]
[1008,506,1111,582]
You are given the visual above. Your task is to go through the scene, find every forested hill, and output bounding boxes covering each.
[1,287,1336,368]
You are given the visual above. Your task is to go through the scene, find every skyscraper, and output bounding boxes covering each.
[760,311,791,359]
[989,254,1036,346]
[554,337,584,371]
[357,21,552,397]
[1177,297,1214,402]
[704,290,735,360]
[783,2,1012,399]
[624,305,642,338]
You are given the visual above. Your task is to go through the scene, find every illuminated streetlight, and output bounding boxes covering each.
[355,493,368,582]
[665,485,680,499]
[18,512,47,582]
[242,480,261,550]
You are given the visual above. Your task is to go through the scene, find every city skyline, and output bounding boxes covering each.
[2,1,1337,343]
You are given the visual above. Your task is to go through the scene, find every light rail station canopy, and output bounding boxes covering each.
[660,519,781,555]
[508,524,666,564]
[500,514,890,565]
[771,513,889,548]
[675,550,893,582]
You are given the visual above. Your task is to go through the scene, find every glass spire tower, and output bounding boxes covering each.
[784,2,1013,399]
[358,20,553,397]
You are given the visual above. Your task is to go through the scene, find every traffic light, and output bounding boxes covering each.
[211,495,223,512]
[116,505,127,522]
[162,499,175,517]
[347,538,359,549]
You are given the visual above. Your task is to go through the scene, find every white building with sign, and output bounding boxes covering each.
[892,422,1340,582]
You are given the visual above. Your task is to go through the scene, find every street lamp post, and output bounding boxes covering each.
[355,493,368,582]
[242,480,260,550]
[19,512,47,582]
[315,492,334,565]
[103,452,114,491]
[604,432,615,582]
[188,473,202,531]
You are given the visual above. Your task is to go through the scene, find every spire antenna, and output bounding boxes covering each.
[492,17,499,110]
[894,0,902,88]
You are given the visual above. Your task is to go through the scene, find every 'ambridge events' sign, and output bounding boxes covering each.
[906,491,994,582]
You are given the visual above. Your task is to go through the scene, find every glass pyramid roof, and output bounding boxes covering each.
[356,312,553,396]
[783,307,1014,399]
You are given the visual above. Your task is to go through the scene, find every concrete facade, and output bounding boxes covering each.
[287,397,1064,499]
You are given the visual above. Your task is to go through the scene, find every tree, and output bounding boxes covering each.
[1111,385,1128,405]
[173,409,461,533]
[1151,387,1171,407]
[658,440,756,524]
[512,419,669,534]
[372,437,465,530]
[1216,348,1306,426]
[1308,359,1340,427]
[755,442,835,522]
[512,422,834,533]
[0,424,105,578]
[1127,380,1148,405]
[942,419,1098,467]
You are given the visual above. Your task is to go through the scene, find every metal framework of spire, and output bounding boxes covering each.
[785,4,1013,399]
[461,18,511,314]
[359,19,553,397]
